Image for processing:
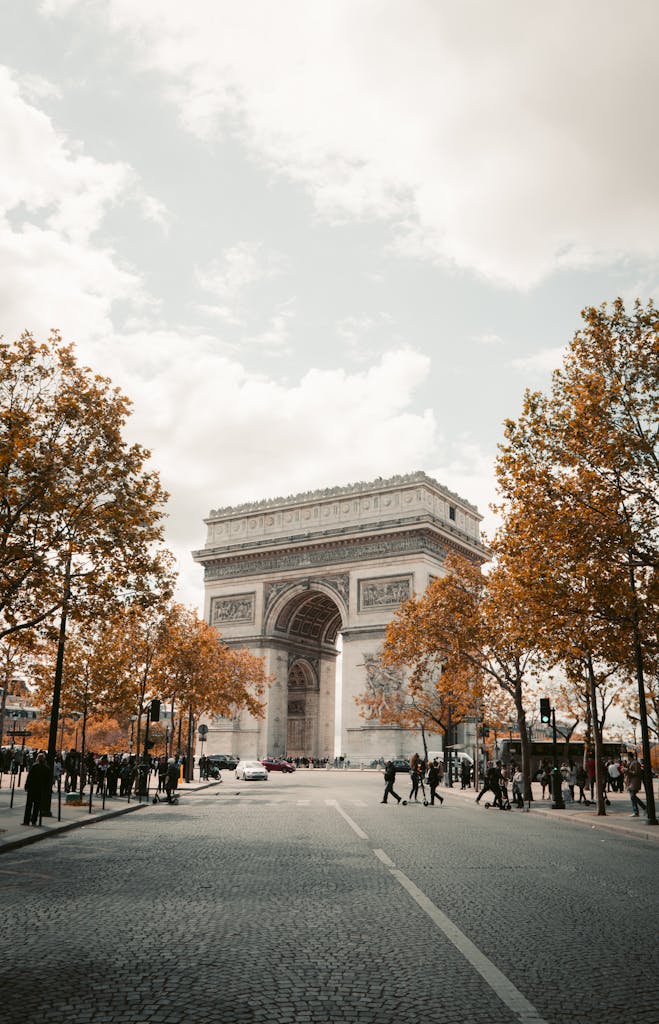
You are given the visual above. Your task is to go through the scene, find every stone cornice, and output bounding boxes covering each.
[194,513,485,564]
[205,470,480,519]
[198,527,484,582]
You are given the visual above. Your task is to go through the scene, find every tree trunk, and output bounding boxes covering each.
[516,694,533,803]
[628,553,657,825]
[585,653,606,816]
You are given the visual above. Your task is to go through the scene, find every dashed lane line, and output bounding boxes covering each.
[335,803,549,1024]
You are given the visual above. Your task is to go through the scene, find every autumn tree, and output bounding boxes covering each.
[0,331,172,641]
[376,551,548,801]
[0,631,34,745]
[495,299,658,821]
[159,605,268,779]
[372,609,482,771]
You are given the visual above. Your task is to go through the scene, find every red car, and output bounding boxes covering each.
[261,758,296,774]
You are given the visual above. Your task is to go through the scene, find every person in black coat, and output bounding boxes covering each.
[23,752,51,826]
[428,759,444,805]
[381,761,402,805]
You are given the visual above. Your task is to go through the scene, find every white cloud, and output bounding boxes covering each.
[195,241,285,324]
[431,438,499,543]
[0,64,157,339]
[86,332,437,607]
[511,347,566,378]
[473,332,503,347]
[43,1,659,288]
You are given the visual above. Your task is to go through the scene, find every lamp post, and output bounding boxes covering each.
[46,548,72,799]
[551,708,565,810]
[45,493,115,814]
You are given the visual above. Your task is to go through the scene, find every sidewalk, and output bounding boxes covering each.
[444,780,659,842]
[0,772,216,854]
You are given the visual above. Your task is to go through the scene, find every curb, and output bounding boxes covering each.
[0,801,148,855]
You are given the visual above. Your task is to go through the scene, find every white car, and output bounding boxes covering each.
[235,760,269,781]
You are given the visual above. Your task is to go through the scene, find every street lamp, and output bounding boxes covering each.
[45,493,115,814]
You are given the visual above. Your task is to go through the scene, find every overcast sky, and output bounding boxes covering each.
[2,1,658,608]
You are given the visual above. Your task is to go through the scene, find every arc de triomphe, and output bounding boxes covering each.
[192,472,486,763]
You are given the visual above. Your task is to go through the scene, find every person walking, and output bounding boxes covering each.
[22,752,51,826]
[165,758,180,803]
[428,759,444,806]
[381,761,402,805]
[625,756,646,817]
[575,763,589,804]
[512,766,525,808]
[409,752,421,802]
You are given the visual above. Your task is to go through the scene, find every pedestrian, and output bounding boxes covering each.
[575,764,590,804]
[476,761,503,807]
[607,760,620,793]
[381,761,402,805]
[512,766,525,808]
[539,764,550,800]
[165,758,179,803]
[22,752,51,826]
[586,753,596,800]
[460,759,470,789]
[499,764,512,809]
[428,759,444,806]
[158,757,168,792]
[625,756,646,817]
[409,752,421,802]
[567,761,577,802]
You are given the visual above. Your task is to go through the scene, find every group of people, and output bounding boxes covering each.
[379,751,650,820]
[475,760,522,809]
[480,754,648,817]
[13,747,190,825]
[381,753,445,806]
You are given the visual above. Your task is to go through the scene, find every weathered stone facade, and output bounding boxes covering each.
[192,472,486,762]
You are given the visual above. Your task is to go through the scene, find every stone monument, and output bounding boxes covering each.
[192,472,486,763]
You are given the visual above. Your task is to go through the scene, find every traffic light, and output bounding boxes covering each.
[150,699,161,722]
[540,698,551,724]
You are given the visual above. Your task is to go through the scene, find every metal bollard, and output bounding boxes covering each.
[57,778,62,822]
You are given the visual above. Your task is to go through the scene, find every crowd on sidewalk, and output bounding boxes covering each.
[380,749,652,820]
[0,746,195,827]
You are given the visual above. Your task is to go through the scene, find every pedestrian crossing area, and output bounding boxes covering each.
[213,794,369,808]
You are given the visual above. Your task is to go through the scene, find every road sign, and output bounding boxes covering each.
[198,724,208,737]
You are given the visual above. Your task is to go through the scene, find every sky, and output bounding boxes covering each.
[2,1,658,609]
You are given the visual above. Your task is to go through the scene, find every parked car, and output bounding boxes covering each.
[207,754,238,771]
[235,760,269,781]
[261,758,296,774]
[390,758,411,774]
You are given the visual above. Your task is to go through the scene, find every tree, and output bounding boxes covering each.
[159,605,268,778]
[357,645,478,769]
[0,331,172,641]
[0,631,34,746]
[375,551,544,800]
[495,299,658,821]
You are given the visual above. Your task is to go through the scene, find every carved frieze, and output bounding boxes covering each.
[204,533,446,581]
[362,651,406,698]
[358,575,412,612]
[210,593,255,625]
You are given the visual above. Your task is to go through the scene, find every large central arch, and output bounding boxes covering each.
[193,472,486,762]
[265,586,344,758]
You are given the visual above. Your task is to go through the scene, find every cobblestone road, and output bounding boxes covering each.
[1,772,657,1024]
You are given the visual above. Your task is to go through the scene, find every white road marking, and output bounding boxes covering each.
[330,803,548,1024]
[389,868,549,1024]
[326,800,369,839]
